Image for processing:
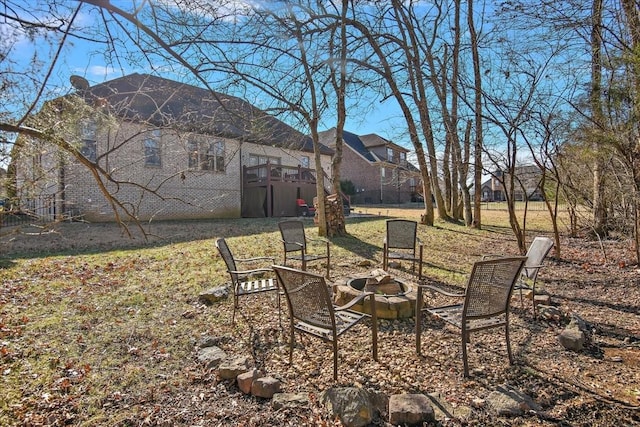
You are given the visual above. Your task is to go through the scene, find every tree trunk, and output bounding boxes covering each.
[591,0,608,237]
[468,0,483,229]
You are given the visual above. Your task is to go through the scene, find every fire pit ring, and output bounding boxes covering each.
[347,277,409,298]
[333,271,418,319]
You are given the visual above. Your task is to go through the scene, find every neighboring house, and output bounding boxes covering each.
[318,128,421,204]
[480,166,544,202]
[13,73,332,221]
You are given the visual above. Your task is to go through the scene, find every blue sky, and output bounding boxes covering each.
[1,1,415,155]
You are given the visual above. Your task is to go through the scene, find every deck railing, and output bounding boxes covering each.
[243,162,317,186]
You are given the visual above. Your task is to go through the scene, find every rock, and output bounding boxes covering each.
[388,394,434,425]
[218,356,251,380]
[251,376,282,398]
[320,387,374,427]
[537,305,563,322]
[533,294,551,306]
[198,285,229,305]
[272,392,311,410]
[568,313,589,333]
[196,346,227,369]
[237,369,260,394]
[559,327,585,351]
[486,385,541,416]
[198,335,228,348]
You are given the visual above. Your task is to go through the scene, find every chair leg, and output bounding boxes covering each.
[232,293,238,324]
[415,287,423,355]
[333,341,338,381]
[418,246,423,281]
[288,327,295,365]
[505,323,514,365]
[383,244,388,271]
[326,255,330,279]
[531,281,537,318]
[462,330,469,377]
[369,294,378,361]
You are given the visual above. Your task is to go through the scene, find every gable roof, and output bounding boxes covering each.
[342,130,377,162]
[359,133,409,153]
[80,73,331,155]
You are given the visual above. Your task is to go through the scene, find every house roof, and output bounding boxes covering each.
[342,130,377,162]
[81,73,331,155]
[320,128,420,173]
[359,133,409,153]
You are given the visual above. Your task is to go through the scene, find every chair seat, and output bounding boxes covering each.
[293,309,365,339]
[238,278,278,295]
[427,304,508,332]
[387,251,420,261]
[288,254,328,262]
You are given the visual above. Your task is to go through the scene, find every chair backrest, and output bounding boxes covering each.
[386,219,418,250]
[272,265,335,330]
[463,256,527,319]
[523,237,554,279]
[279,220,307,253]
[215,238,238,283]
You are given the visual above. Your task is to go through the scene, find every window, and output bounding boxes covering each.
[300,156,310,168]
[80,120,97,161]
[248,154,280,179]
[387,147,395,163]
[188,139,226,172]
[400,152,406,163]
[249,154,281,166]
[144,129,162,167]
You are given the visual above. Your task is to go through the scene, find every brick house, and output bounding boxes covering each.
[480,166,544,202]
[13,73,332,221]
[318,128,421,204]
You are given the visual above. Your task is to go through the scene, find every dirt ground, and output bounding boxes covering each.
[1,218,639,426]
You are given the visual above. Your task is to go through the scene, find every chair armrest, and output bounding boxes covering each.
[308,237,330,253]
[236,256,275,264]
[416,283,465,298]
[335,291,375,311]
[308,237,329,244]
[523,264,544,270]
[281,239,304,249]
[228,267,273,275]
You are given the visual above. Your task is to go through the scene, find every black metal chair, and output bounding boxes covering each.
[383,219,423,280]
[278,219,330,278]
[415,256,527,377]
[215,238,279,324]
[272,265,378,381]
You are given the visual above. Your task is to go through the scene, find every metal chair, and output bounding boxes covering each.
[383,219,423,280]
[415,256,527,377]
[278,219,330,278]
[215,238,279,324]
[516,237,554,316]
[272,265,378,381]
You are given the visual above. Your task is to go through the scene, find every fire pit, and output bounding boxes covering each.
[333,269,417,319]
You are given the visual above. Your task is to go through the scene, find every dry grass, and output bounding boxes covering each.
[0,205,638,426]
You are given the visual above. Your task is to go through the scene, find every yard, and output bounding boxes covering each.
[0,206,638,426]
